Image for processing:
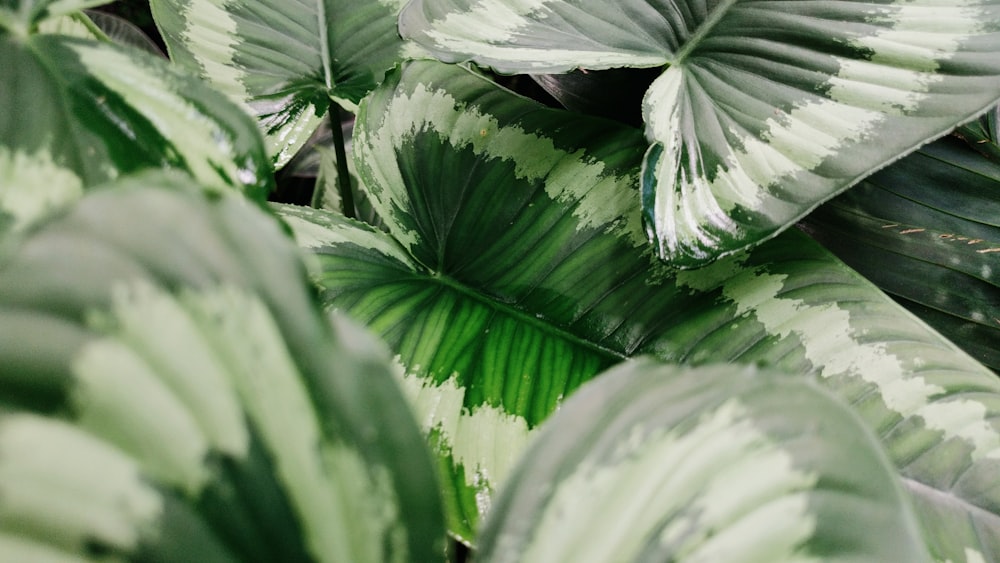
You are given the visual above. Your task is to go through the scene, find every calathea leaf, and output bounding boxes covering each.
[477,360,931,563]
[0,0,112,33]
[149,0,419,166]
[279,60,1000,559]
[400,0,1000,267]
[801,136,1000,373]
[34,10,165,56]
[0,17,273,203]
[0,171,447,562]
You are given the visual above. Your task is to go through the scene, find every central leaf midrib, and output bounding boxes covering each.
[903,476,1000,533]
[314,0,334,90]
[428,271,627,364]
[671,0,740,65]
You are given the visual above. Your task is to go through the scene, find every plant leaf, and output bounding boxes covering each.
[0,0,112,33]
[85,9,165,55]
[0,28,273,201]
[0,172,447,562]
[401,0,1000,267]
[477,360,932,563]
[955,103,1000,165]
[280,61,1000,559]
[801,136,1000,372]
[399,0,670,73]
[150,0,417,166]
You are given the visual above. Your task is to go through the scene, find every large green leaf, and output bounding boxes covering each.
[802,136,1000,373]
[150,0,417,166]
[0,172,447,562]
[0,15,273,204]
[400,0,1000,267]
[477,360,931,563]
[279,61,1000,559]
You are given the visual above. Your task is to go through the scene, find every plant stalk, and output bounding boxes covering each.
[329,103,356,219]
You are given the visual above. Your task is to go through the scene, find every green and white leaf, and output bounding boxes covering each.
[283,61,1000,558]
[401,0,1000,267]
[0,172,447,562]
[276,117,383,225]
[35,10,101,39]
[803,136,1000,372]
[0,0,112,35]
[0,411,237,562]
[150,0,420,166]
[477,360,932,563]
[0,22,273,200]
[0,147,83,232]
[33,10,163,55]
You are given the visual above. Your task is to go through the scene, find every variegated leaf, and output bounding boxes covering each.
[0,0,112,33]
[281,61,1000,559]
[802,136,1000,372]
[477,360,931,563]
[0,20,273,202]
[149,0,419,166]
[0,172,447,562]
[400,0,1000,267]
[0,412,237,561]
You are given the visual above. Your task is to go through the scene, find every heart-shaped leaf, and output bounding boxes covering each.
[280,61,1000,559]
[802,136,1000,372]
[0,17,272,201]
[477,360,931,563]
[0,172,447,562]
[401,0,1000,267]
[150,0,417,166]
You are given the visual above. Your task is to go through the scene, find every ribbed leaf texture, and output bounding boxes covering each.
[802,136,1000,373]
[477,360,931,563]
[149,0,414,166]
[0,173,446,562]
[400,0,1000,267]
[280,61,1000,560]
[0,9,272,203]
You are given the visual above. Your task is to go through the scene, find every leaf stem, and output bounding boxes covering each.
[671,0,739,64]
[329,103,356,219]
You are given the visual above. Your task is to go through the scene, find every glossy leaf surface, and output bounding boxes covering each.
[478,360,931,563]
[401,0,1000,267]
[150,0,415,166]
[282,61,1000,559]
[0,24,272,201]
[802,137,1000,372]
[0,173,446,562]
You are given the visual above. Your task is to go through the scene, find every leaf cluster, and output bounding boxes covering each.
[2,1,1000,561]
